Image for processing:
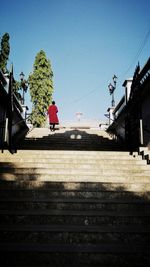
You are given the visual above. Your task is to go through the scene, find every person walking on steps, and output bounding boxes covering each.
[47,101,59,131]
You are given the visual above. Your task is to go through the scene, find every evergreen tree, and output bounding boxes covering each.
[28,50,54,127]
[0,33,10,73]
[13,80,22,102]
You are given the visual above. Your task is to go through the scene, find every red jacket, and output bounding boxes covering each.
[48,104,59,124]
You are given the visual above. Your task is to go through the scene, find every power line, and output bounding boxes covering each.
[121,28,150,78]
[69,87,99,106]
[60,28,150,110]
[58,85,101,111]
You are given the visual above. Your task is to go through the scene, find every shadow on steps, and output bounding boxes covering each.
[18,129,126,151]
[0,179,150,266]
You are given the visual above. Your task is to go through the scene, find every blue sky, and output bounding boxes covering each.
[0,0,150,123]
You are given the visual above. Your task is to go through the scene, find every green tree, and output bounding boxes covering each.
[0,33,10,73]
[28,50,54,127]
[13,80,22,102]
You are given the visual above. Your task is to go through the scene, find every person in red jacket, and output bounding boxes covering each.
[47,101,59,131]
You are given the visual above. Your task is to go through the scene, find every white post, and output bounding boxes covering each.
[139,119,144,145]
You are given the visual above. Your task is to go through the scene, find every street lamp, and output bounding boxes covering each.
[20,71,25,81]
[76,112,83,121]
[19,71,28,105]
[108,74,117,107]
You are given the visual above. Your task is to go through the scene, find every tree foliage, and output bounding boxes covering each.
[13,80,22,102]
[0,33,21,101]
[28,50,54,127]
[0,33,10,73]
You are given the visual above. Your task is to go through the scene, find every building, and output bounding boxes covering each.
[0,68,29,153]
[107,58,150,150]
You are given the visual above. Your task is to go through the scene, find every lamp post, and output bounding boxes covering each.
[76,112,83,121]
[108,74,117,107]
[19,71,28,105]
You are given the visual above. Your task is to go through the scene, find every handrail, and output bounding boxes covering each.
[0,67,29,153]
[13,93,23,113]
[0,70,7,87]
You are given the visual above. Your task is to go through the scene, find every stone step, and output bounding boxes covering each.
[22,134,122,139]
[20,141,119,148]
[1,154,136,162]
[30,140,114,146]
[24,134,112,141]
[1,208,150,227]
[1,173,150,183]
[1,149,132,155]
[0,242,149,253]
[19,142,124,150]
[1,167,150,176]
[1,208,149,216]
[10,190,144,203]
[26,128,111,136]
[21,139,116,144]
[1,152,141,161]
[0,163,149,172]
[1,224,150,233]
[0,155,146,165]
[0,200,149,213]
[0,190,149,201]
[0,226,150,244]
[27,137,113,143]
[0,155,142,162]
[0,252,149,267]
[0,180,150,191]
[1,213,149,226]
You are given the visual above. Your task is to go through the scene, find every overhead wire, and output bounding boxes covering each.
[69,87,99,105]
[120,27,150,79]
[63,27,150,109]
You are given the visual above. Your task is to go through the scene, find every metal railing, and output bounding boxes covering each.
[0,66,29,153]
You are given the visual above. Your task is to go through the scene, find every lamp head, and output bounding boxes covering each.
[108,83,114,94]
[113,74,117,84]
[20,71,25,81]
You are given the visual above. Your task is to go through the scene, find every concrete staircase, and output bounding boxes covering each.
[0,128,150,266]
[19,128,125,151]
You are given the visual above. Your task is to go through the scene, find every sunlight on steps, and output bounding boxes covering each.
[26,127,112,139]
[0,127,150,266]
